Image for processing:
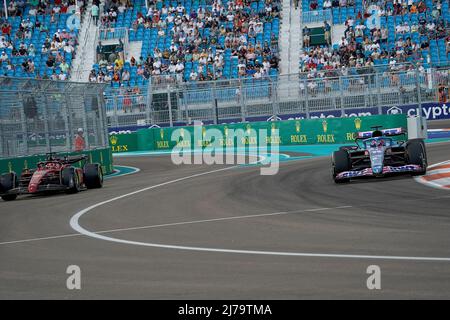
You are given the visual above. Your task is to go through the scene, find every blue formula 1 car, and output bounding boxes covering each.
[332,127,427,183]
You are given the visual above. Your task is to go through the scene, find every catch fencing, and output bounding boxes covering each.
[104,66,449,129]
[0,77,109,158]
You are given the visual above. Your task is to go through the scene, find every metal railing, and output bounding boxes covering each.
[103,66,449,129]
[301,9,332,24]
[73,11,93,80]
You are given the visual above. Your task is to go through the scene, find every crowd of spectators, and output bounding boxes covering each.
[0,0,86,79]
[88,0,281,85]
[309,0,356,10]
[4,0,86,17]
[300,0,450,81]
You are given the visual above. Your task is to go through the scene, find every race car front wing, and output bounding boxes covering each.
[335,165,423,180]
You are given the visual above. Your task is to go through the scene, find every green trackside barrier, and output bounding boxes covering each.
[109,132,139,153]
[143,114,407,150]
[0,147,114,176]
[137,128,155,151]
[108,114,407,152]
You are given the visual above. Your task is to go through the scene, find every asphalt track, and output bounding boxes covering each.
[1,141,450,299]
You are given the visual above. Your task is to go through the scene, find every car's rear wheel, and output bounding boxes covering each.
[406,139,427,176]
[62,168,80,194]
[332,150,351,183]
[84,164,103,189]
[0,173,18,201]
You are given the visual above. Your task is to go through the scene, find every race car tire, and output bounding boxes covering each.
[0,173,18,201]
[332,150,351,183]
[84,163,103,189]
[406,139,427,175]
[1,194,18,201]
[62,168,80,194]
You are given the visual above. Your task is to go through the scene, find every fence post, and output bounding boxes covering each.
[415,68,423,118]
[304,79,310,118]
[41,93,51,153]
[376,73,382,115]
[339,77,345,116]
[95,94,106,147]
[63,95,72,151]
[19,94,28,156]
[271,78,278,118]
[212,82,218,124]
[146,80,153,125]
[113,94,119,128]
[240,80,246,122]
[167,85,174,127]
[82,94,90,150]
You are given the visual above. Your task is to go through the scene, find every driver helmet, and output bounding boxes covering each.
[372,130,383,137]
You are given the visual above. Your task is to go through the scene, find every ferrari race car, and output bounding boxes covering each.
[0,153,103,201]
[332,127,427,183]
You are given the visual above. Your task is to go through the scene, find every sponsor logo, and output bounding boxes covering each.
[354,117,362,130]
[295,121,301,133]
[386,106,402,115]
[109,135,118,145]
[110,135,130,152]
[322,120,328,133]
[267,115,282,121]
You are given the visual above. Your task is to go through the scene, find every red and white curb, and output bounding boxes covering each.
[415,160,450,190]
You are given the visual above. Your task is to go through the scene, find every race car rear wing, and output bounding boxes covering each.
[42,153,88,165]
[357,127,406,139]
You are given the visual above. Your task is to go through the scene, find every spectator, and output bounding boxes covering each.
[303,26,311,47]
[121,69,130,85]
[438,84,448,103]
[91,3,100,26]
[74,128,86,151]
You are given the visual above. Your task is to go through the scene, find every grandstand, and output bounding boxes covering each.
[88,0,281,87]
[0,0,83,80]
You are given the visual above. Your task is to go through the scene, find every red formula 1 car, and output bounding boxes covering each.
[0,153,103,201]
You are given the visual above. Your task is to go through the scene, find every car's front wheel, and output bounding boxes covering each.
[406,139,427,176]
[332,150,351,183]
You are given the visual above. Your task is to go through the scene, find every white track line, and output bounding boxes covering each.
[0,206,344,246]
[68,166,450,262]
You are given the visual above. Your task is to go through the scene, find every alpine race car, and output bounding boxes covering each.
[0,153,103,201]
[332,127,427,183]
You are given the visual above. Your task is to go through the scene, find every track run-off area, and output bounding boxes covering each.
[0,137,450,299]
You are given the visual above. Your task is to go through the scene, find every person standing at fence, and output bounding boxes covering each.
[303,26,310,47]
[123,89,133,113]
[438,84,448,103]
[91,3,100,26]
[324,21,331,46]
[74,128,86,151]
